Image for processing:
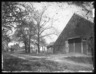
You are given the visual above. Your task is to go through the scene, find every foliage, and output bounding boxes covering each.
[2,2,22,51]
[68,1,94,22]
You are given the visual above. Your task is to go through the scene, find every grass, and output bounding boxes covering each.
[65,56,93,64]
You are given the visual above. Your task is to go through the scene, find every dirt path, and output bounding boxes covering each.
[47,57,93,68]
[9,53,93,71]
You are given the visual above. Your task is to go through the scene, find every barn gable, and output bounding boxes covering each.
[53,13,94,54]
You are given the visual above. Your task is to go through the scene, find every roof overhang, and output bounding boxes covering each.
[67,36,81,40]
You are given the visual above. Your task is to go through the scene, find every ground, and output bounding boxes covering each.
[2,51,94,72]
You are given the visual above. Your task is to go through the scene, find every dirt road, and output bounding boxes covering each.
[9,53,94,71]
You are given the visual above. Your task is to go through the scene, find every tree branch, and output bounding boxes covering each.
[40,32,57,38]
[39,26,54,35]
[40,17,50,28]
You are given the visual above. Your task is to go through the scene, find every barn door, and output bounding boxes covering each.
[75,38,81,53]
[68,38,82,53]
[65,41,69,53]
[83,41,88,54]
[69,43,74,53]
[75,42,81,53]
[68,40,74,53]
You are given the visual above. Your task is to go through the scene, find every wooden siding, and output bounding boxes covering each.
[53,13,94,54]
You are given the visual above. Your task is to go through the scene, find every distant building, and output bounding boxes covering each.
[47,42,54,53]
[30,42,47,53]
[40,43,47,52]
[53,13,94,55]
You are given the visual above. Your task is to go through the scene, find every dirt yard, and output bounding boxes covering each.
[2,52,94,72]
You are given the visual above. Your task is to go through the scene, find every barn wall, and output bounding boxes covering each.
[65,41,69,53]
[53,13,94,54]
[53,38,91,55]
[53,45,66,54]
[82,41,87,54]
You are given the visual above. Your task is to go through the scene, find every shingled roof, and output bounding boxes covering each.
[53,13,94,53]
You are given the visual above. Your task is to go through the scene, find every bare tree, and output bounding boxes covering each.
[33,5,58,54]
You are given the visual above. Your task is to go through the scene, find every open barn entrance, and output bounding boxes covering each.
[67,37,90,55]
[68,37,82,54]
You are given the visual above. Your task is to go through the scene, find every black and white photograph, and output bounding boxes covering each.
[2,1,94,72]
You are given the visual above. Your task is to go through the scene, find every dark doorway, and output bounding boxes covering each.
[68,37,81,53]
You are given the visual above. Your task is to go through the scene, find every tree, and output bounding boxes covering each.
[68,1,94,22]
[18,2,58,54]
[2,2,18,52]
[14,3,37,53]
[2,2,31,52]
[15,19,37,53]
[2,2,59,54]
[32,4,58,54]
[2,2,36,53]
[2,30,11,52]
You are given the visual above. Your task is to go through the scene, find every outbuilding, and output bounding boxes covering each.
[53,13,94,56]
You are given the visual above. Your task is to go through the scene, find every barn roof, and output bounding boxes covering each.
[53,13,94,51]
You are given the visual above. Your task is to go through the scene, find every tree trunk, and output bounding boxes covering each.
[28,35,30,53]
[24,41,27,53]
[37,23,40,54]
[28,25,31,53]
[28,43,30,53]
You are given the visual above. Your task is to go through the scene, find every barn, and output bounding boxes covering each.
[53,13,94,55]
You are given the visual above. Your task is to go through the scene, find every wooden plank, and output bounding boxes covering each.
[75,42,81,53]
[83,41,87,55]
[81,42,83,54]
[69,43,74,53]
[74,42,75,53]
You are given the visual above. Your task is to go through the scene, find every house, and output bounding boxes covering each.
[53,13,94,55]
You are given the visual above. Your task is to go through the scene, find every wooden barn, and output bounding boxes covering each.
[53,13,94,55]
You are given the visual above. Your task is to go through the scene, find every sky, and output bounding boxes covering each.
[32,2,74,44]
[7,2,94,45]
[33,2,94,44]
